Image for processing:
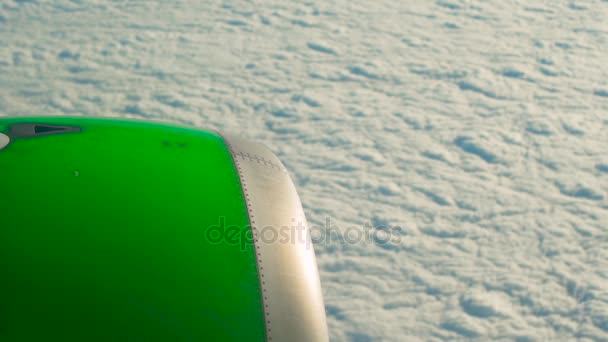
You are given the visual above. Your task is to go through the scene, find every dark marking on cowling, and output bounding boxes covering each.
[162,141,171,147]
[9,123,81,138]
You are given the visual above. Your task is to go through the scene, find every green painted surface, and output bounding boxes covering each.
[0,117,265,341]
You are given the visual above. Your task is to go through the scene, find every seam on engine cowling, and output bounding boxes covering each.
[218,134,273,341]
[234,151,286,172]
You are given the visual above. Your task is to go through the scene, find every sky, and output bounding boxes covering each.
[1,0,607,340]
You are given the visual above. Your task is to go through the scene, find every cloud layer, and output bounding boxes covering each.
[1,0,607,340]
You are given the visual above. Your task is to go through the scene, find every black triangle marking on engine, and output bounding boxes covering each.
[9,123,82,138]
[34,125,69,134]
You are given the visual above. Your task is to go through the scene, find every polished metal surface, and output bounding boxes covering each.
[0,132,10,150]
[222,134,329,342]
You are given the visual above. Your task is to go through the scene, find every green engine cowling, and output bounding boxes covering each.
[0,117,328,342]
